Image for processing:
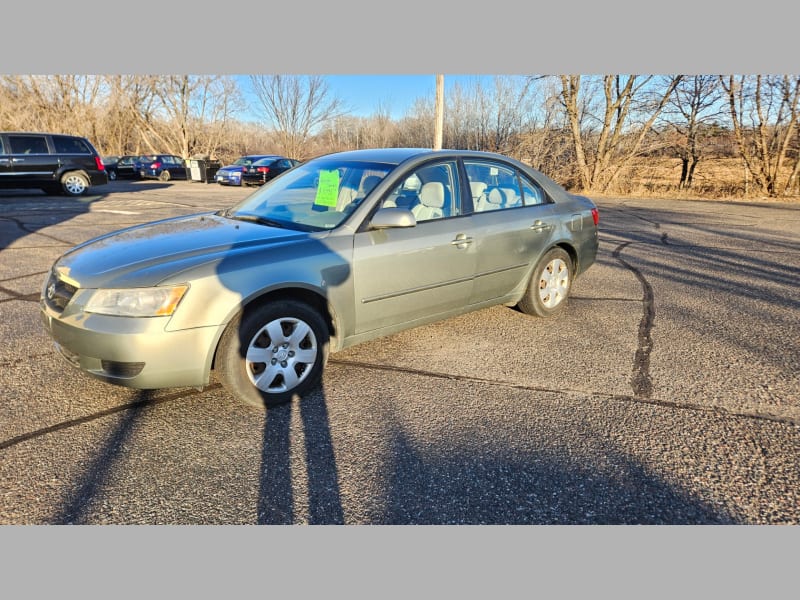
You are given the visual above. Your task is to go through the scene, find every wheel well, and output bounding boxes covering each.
[210,287,337,371]
[556,242,578,273]
[59,169,89,181]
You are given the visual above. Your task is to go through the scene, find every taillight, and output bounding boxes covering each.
[95,156,105,171]
[151,162,161,169]
[257,166,270,173]
[591,208,599,226]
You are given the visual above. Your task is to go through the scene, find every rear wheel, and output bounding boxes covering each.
[217,300,329,408]
[61,171,89,196]
[517,247,573,317]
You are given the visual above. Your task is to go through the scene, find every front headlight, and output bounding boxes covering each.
[84,285,189,317]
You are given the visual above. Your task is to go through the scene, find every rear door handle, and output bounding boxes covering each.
[530,220,551,232]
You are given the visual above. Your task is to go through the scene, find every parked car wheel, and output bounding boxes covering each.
[517,247,572,317]
[61,171,89,196]
[108,170,117,181]
[159,170,171,182]
[217,300,329,408]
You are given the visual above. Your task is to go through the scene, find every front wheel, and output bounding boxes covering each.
[517,247,573,317]
[61,171,90,196]
[159,170,171,182]
[217,300,329,408]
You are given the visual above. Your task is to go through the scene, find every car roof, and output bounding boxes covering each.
[310,147,526,167]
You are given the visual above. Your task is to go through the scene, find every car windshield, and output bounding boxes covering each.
[225,159,394,231]
[233,157,261,166]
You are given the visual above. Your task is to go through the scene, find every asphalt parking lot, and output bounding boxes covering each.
[1,179,798,524]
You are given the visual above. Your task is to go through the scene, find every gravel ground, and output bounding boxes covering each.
[1,182,798,525]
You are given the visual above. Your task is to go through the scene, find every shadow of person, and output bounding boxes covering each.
[257,388,344,525]
[208,213,351,524]
[52,390,151,524]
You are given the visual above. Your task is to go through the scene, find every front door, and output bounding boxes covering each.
[351,159,476,334]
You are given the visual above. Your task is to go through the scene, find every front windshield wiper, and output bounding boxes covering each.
[225,213,289,229]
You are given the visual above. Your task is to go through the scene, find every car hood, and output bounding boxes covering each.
[54,213,312,289]
[218,165,244,172]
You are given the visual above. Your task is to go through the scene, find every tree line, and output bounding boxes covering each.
[1,74,797,198]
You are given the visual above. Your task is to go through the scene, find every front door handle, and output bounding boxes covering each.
[451,233,473,248]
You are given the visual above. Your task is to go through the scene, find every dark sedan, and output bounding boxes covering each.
[106,155,143,180]
[40,148,599,410]
[242,156,300,186]
[138,154,187,181]
[215,155,280,186]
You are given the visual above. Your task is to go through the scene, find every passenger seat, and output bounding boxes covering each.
[412,182,446,221]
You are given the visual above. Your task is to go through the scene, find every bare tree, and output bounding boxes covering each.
[127,75,242,159]
[662,75,726,189]
[250,75,343,160]
[507,77,574,179]
[721,74,800,197]
[559,75,683,192]
[0,75,103,138]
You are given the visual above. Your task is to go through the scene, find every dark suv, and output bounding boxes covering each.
[0,132,108,196]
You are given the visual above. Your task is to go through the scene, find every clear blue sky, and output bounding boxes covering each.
[238,75,497,121]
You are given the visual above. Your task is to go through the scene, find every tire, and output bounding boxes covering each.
[517,247,573,318]
[159,170,171,182]
[217,300,329,408]
[108,170,118,181]
[61,171,90,196]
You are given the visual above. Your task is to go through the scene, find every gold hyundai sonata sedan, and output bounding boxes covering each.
[41,148,599,408]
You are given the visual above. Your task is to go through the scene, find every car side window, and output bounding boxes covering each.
[8,135,49,155]
[52,136,90,154]
[383,160,461,222]
[520,175,549,205]
[465,160,523,212]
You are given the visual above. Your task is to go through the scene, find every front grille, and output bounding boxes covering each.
[44,272,77,314]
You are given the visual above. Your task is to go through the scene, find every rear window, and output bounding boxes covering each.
[8,135,49,154]
[52,136,92,154]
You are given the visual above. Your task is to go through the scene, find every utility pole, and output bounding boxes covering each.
[434,74,444,150]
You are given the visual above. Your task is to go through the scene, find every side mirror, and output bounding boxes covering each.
[369,207,417,229]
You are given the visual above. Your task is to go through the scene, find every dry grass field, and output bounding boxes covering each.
[595,157,800,203]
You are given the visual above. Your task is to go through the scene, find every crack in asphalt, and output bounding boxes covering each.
[327,359,800,427]
[0,385,221,451]
[0,216,78,246]
[0,272,48,304]
[611,241,655,399]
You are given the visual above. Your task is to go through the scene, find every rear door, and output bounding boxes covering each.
[464,159,557,305]
[5,134,58,187]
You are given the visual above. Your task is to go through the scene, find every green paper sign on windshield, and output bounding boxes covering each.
[314,169,340,208]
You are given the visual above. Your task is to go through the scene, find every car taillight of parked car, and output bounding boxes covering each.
[94,157,106,171]
[150,162,161,169]
[257,167,270,173]
[591,208,599,226]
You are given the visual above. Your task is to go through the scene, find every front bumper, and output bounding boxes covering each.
[40,303,223,389]
[215,171,242,185]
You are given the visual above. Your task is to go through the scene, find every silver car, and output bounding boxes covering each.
[40,148,599,408]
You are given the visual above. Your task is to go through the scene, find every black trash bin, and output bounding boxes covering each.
[187,158,222,183]
[204,159,221,183]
